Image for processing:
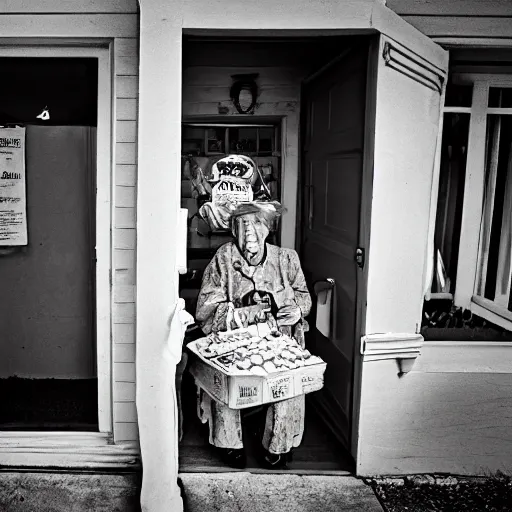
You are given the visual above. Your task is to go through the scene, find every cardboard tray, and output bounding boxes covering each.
[187,336,326,409]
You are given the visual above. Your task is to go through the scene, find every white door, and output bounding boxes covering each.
[353,28,448,459]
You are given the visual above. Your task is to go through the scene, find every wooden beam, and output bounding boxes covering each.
[402,16,512,38]
[2,0,138,14]
[0,14,137,38]
[388,0,512,17]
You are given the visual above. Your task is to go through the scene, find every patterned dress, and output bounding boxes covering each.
[195,242,312,454]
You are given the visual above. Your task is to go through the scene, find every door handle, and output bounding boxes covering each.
[313,278,336,339]
[313,278,335,304]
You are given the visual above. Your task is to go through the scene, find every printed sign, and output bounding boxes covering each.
[236,380,261,407]
[0,127,27,246]
[211,176,253,203]
[301,373,324,394]
[268,375,292,401]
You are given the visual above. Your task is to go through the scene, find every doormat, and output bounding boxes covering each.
[0,377,98,430]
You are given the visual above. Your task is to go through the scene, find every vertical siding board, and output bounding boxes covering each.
[114,323,136,344]
[114,381,136,402]
[114,422,139,442]
[115,185,136,207]
[114,248,136,269]
[116,56,139,76]
[116,121,138,142]
[113,283,136,303]
[115,164,137,185]
[114,362,136,384]
[116,99,138,120]
[115,37,139,58]
[115,206,136,229]
[116,76,139,98]
[114,268,136,286]
[114,228,136,250]
[116,142,137,165]
[114,343,136,363]
[113,303,136,324]
[114,402,138,423]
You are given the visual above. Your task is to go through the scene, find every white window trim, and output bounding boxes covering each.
[452,74,512,331]
[0,45,114,448]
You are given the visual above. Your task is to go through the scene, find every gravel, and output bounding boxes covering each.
[368,473,512,512]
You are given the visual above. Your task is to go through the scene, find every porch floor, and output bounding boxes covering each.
[179,373,354,474]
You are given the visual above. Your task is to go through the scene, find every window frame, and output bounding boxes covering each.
[449,74,512,330]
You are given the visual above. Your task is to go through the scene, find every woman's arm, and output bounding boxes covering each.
[195,247,231,334]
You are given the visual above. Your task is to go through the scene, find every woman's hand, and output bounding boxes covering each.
[276,303,302,327]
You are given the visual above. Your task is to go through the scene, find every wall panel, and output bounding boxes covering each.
[357,343,512,476]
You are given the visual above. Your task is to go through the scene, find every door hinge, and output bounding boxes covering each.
[355,247,365,269]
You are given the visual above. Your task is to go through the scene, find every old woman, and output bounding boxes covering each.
[195,200,312,469]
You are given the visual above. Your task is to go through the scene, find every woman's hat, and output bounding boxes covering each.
[231,201,283,230]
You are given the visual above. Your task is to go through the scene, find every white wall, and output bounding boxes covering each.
[357,342,512,476]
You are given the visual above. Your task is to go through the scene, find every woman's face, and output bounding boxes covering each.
[233,213,270,266]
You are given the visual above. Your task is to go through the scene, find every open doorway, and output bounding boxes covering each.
[0,58,99,431]
[179,35,371,472]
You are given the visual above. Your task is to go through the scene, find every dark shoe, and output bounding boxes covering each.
[217,448,246,469]
[261,449,292,469]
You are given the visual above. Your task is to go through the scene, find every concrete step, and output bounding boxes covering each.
[0,471,141,512]
[179,473,383,512]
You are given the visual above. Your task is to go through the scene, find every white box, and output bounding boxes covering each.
[187,339,326,409]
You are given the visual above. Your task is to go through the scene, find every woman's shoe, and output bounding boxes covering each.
[217,448,246,469]
[261,449,292,469]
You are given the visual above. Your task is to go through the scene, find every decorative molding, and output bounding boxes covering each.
[382,41,444,93]
[361,333,423,374]
[0,433,140,469]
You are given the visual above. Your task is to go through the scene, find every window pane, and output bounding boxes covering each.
[0,58,98,126]
[206,127,225,154]
[479,115,512,309]
[182,126,205,155]
[488,87,512,108]
[229,127,257,154]
[258,127,274,154]
[433,113,470,294]
[445,82,473,108]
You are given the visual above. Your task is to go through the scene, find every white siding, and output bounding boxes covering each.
[113,36,139,443]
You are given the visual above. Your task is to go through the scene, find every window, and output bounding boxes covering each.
[433,74,512,331]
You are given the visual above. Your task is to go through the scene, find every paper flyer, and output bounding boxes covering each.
[0,127,27,246]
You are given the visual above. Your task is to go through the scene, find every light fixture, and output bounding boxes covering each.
[230,74,259,115]
[36,106,50,121]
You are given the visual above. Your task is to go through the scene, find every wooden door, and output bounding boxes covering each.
[300,42,369,448]
[0,126,96,379]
